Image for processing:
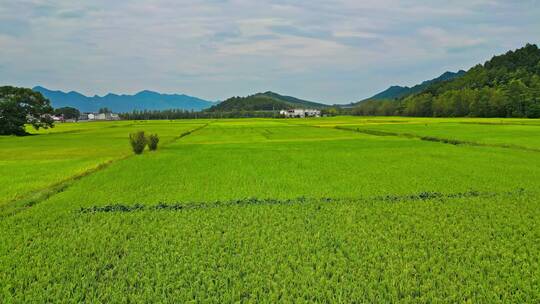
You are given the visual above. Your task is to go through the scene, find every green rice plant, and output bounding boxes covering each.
[129,131,147,154]
[147,133,160,151]
[0,121,204,207]
[1,117,540,302]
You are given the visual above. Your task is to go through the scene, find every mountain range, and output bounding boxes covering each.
[206,91,328,112]
[358,70,466,103]
[33,86,215,112]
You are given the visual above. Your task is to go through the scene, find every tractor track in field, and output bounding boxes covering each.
[0,123,210,219]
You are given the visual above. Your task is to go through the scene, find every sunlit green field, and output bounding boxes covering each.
[1,117,539,302]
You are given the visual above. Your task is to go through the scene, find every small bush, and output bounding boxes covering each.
[147,133,160,151]
[129,131,147,154]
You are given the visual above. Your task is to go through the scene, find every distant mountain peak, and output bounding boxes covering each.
[135,90,160,96]
[33,86,214,112]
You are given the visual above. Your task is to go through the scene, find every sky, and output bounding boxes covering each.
[0,1,539,104]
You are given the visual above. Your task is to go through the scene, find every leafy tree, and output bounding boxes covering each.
[147,134,160,151]
[54,107,81,120]
[0,86,54,136]
[99,107,112,114]
[505,79,530,117]
[129,131,147,154]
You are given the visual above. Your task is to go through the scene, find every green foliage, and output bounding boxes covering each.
[54,107,81,120]
[208,95,293,112]
[207,92,327,113]
[120,109,280,120]
[147,133,159,151]
[129,131,147,154]
[0,86,54,135]
[1,118,540,302]
[353,44,540,118]
[351,99,400,116]
[360,71,466,102]
[98,107,112,114]
[0,121,202,207]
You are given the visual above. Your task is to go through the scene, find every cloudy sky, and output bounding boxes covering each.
[1,0,539,104]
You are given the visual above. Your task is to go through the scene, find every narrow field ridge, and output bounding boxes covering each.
[77,189,525,214]
[335,126,540,152]
[0,124,210,218]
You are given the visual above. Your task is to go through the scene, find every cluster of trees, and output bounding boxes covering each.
[119,109,282,120]
[129,131,159,154]
[99,107,112,114]
[207,92,328,112]
[0,86,54,135]
[354,44,540,118]
[54,107,81,120]
[207,95,292,112]
[119,107,349,120]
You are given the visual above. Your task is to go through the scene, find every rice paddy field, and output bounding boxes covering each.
[1,117,539,302]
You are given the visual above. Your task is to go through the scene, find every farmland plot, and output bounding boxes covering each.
[0,121,205,208]
[0,118,539,302]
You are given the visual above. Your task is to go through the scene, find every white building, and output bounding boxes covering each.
[279,109,321,118]
[85,112,121,121]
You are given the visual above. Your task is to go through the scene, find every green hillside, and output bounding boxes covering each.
[207,92,328,112]
[359,70,466,102]
[353,44,540,117]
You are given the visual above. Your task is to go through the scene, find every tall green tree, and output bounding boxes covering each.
[0,86,54,136]
[54,107,81,120]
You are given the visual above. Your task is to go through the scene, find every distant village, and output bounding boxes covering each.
[279,109,321,118]
[51,111,121,122]
[50,108,322,122]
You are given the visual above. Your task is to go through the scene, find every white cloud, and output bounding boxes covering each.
[0,0,539,102]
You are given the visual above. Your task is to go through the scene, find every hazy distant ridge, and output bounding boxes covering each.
[33,86,215,112]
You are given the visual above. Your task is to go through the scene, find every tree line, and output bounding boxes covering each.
[119,109,281,120]
[119,107,346,120]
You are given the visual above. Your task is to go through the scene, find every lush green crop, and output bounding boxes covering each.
[1,117,539,302]
[0,121,205,208]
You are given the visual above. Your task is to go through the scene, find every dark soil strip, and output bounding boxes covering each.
[173,124,208,141]
[78,189,524,214]
[0,124,209,219]
[335,126,540,152]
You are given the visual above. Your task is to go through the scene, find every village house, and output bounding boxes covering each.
[80,112,121,121]
[279,109,321,118]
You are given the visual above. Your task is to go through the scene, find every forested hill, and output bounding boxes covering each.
[353,44,540,118]
[207,92,328,112]
[360,70,466,102]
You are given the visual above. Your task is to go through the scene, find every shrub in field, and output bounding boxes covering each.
[147,134,160,151]
[129,131,147,154]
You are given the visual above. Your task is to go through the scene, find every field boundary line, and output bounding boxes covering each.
[458,121,540,127]
[77,189,527,214]
[334,126,540,153]
[0,123,210,219]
